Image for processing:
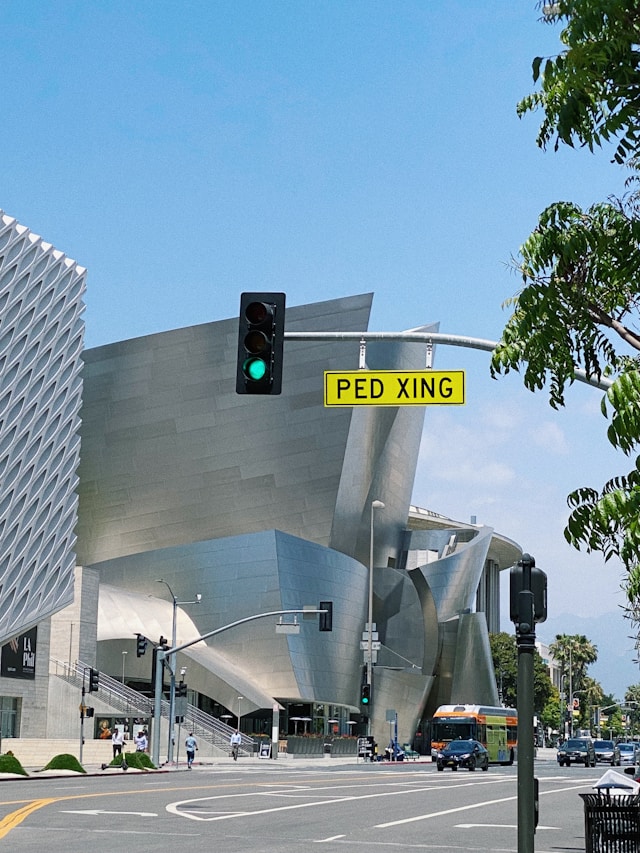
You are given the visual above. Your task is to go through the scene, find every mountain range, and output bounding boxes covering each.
[537,611,640,700]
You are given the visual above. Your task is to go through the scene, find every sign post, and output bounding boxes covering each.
[510,553,547,853]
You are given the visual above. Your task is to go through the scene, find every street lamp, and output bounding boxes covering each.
[156,579,202,763]
[121,650,127,684]
[367,499,384,736]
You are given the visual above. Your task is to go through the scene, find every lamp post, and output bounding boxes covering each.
[121,650,127,684]
[367,499,384,736]
[237,696,243,731]
[156,579,202,763]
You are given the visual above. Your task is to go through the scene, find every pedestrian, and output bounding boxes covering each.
[134,729,148,752]
[112,727,124,758]
[230,729,242,760]
[185,732,198,768]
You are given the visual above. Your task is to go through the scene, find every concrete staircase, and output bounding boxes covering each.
[49,658,255,759]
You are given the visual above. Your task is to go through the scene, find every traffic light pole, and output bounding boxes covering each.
[151,608,328,767]
[79,671,86,765]
[511,553,543,853]
[283,331,612,391]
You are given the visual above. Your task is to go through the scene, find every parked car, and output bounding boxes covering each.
[436,739,489,772]
[624,765,640,783]
[617,742,640,765]
[593,739,621,765]
[557,737,596,767]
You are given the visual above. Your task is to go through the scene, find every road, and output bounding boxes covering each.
[0,758,608,852]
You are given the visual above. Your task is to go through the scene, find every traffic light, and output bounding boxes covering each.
[85,707,95,718]
[360,682,371,706]
[319,601,333,632]
[136,633,148,657]
[176,682,188,697]
[88,667,100,693]
[236,292,286,395]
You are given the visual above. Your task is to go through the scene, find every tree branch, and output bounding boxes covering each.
[588,302,640,352]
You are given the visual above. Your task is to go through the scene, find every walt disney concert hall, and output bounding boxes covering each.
[0,210,520,753]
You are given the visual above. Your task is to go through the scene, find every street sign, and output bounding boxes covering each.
[324,370,465,406]
[360,641,381,650]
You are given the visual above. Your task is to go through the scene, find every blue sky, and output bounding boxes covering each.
[2,1,637,693]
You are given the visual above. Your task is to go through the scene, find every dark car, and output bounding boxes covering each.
[557,737,596,767]
[593,739,621,765]
[436,739,489,772]
[624,765,640,783]
[617,742,640,765]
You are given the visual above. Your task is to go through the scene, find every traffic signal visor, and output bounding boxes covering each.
[236,292,285,395]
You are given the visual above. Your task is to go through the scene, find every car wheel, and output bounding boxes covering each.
[482,762,488,771]
[467,758,476,772]
[451,765,458,771]
[584,758,590,767]
[436,764,443,771]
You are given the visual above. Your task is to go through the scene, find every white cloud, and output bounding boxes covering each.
[529,420,569,454]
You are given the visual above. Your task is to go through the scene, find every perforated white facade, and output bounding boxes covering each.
[0,211,85,643]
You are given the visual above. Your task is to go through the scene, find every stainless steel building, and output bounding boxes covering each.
[69,293,519,747]
[0,212,521,747]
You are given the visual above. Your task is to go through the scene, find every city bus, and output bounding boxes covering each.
[430,704,518,765]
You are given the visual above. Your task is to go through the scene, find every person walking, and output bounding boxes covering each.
[230,729,242,761]
[185,732,198,769]
[111,727,124,759]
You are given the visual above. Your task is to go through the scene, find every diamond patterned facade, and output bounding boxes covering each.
[0,211,85,643]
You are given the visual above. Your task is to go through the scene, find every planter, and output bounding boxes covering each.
[286,736,325,755]
[330,738,358,756]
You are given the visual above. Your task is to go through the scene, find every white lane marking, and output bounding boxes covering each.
[60,809,158,817]
[377,781,594,828]
[168,778,509,822]
[314,835,346,842]
[456,823,558,830]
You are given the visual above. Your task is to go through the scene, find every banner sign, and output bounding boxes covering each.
[1,627,37,680]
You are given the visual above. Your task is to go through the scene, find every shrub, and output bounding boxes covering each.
[0,753,28,776]
[109,751,156,770]
[42,753,86,773]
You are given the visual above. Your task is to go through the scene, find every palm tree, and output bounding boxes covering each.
[550,634,598,732]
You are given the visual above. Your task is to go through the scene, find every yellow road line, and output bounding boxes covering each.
[0,773,396,839]
[0,798,56,838]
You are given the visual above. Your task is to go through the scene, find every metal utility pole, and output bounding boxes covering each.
[151,607,328,767]
[510,553,547,853]
[156,579,201,763]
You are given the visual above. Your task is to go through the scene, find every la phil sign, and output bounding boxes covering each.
[324,370,465,406]
[1,627,37,680]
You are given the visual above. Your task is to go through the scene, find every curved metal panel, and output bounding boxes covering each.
[0,211,85,643]
[91,530,367,709]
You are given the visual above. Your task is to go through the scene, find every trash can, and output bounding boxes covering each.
[580,793,640,852]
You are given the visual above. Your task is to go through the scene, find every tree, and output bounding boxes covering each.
[489,631,554,715]
[491,1,640,629]
[549,633,598,692]
[624,683,640,734]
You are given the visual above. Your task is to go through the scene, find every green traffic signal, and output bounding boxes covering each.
[243,356,268,382]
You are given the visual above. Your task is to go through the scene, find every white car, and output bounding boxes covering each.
[617,743,640,765]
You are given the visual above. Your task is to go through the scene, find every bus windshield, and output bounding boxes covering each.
[431,716,476,742]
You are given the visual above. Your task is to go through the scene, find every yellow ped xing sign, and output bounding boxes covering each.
[324,369,465,407]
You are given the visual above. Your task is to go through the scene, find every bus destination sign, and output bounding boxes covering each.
[324,370,465,407]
